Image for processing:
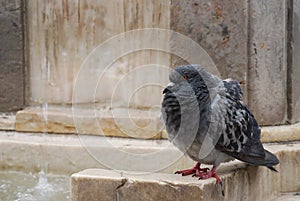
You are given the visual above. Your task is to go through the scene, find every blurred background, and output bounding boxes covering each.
[0,0,299,128]
[0,0,299,200]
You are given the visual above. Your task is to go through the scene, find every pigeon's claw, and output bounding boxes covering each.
[175,169,195,176]
[203,167,210,171]
[174,163,209,176]
[193,166,224,196]
[194,166,222,185]
[197,171,222,184]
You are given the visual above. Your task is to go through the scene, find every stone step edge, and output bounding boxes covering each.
[272,192,300,201]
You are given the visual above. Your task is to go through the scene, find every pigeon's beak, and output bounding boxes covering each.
[167,82,175,87]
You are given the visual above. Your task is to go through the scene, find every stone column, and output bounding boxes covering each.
[0,0,25,111]
[247,0,288,125]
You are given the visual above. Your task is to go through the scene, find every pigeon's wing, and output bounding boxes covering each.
[222,79,243,100]
[215,79,279,168]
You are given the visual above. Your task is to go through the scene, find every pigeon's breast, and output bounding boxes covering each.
[161,90,181,141]
[162,88,203,154]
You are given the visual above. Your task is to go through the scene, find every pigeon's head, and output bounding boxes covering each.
[170,65,205,83]
[164,65,209,100]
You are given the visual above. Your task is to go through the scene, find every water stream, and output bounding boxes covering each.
[0,170,70,201]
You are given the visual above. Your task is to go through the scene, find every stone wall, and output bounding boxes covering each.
[171,0,248,98]
[1,0,300,126]
[0,0,25,112]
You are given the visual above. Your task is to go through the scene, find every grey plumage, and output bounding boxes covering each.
[161,65,279,177]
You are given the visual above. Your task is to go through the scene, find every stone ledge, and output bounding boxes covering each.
[14,106,300,142]
[0,113,15,131]
[2,131,299,180]
[0,131,195,175]
[273,193,300,201]
[71,165,278,201]
[15,106,162,139]
[261,123,300,142]
[70,143,300,201]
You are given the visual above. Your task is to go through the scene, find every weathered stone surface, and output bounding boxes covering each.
[171,0,248,99]
[26,0,170,109]
[246,165,280,201]
[170,0,292,126]
[248,0,287,125]
[70,142,300,201]
[273,193,300,201]
[26,0,123,104]
[6,122,300,177]
[71,169,215,201]
[0,0,25,112]
[71,162,282,201]
[0,131,104,175]
[23,0,298,127]
[72,144,300,201]
[15,106,162,139]
[288,0,300,123]
[72,171,126,201]
[277,144,300,192]
[115,175,205,201]
[0,113,15,130]
[0,130,191,175]
[261,123,300,142]
[15,106,300,142]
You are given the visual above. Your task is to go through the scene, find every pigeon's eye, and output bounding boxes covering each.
[182,75,188,80]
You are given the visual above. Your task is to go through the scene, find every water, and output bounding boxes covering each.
[0,170,70,201]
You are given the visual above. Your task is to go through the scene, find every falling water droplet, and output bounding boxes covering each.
[42,102,48,126]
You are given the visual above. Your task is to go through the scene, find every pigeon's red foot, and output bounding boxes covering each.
[192,166,222,185]
[175,163,209,176]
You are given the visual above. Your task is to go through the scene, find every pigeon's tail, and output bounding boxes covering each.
[264,150,280,172]
[244,149,279,171]
[267,166,278,172]
[225,148,279,171]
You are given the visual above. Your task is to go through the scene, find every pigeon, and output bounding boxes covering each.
[161,64,279,187]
